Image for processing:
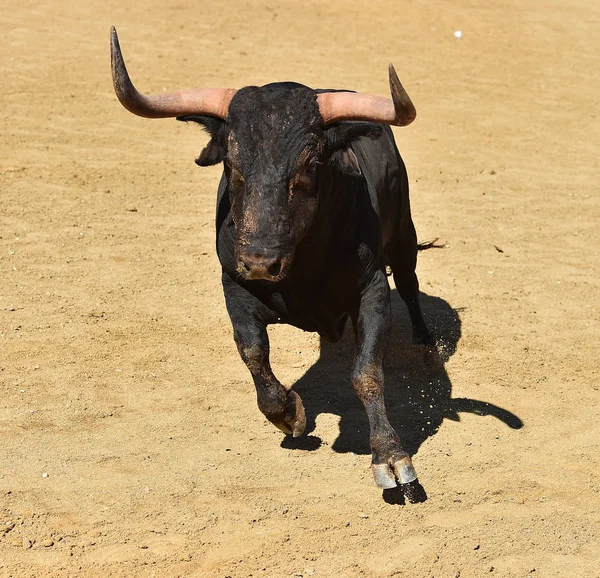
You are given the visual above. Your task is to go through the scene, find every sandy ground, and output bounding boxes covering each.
[1,0,599,576]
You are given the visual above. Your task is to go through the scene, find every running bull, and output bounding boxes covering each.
[110,27,435,496]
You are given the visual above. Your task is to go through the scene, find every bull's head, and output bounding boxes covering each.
[110,27,416,282]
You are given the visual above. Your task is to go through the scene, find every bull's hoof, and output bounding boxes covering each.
[270,390,306,438]
[372,455,418,490]
[412,325,435,349]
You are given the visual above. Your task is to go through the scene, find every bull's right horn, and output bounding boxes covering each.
[317,64,416,127]
[110,26,236,119]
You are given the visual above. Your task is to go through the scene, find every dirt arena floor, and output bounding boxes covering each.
[1,0,599,576]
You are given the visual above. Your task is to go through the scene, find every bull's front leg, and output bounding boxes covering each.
[222,273,306,437]
[353,269,420,494]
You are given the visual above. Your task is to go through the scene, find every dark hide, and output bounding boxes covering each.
[178,82,433,499]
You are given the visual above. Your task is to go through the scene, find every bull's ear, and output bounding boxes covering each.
[325,122,382,176]
[329,148,362,176]
[177,115,228,166]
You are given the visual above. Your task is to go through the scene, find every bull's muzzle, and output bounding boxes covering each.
[237,251,285,282]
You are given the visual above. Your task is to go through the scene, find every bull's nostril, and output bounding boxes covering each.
[268,261,282,277]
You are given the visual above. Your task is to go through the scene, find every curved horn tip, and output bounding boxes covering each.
[110,26,118,46]
[387,63,416,126]
[110,25,144,117]
[110,26,120,66]
[387,62,402,89]
[389,63,402,85]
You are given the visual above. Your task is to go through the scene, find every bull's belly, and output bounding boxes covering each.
[266,288,353,342]
[284,311,349,342]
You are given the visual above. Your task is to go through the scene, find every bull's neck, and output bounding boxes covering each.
[294,168,362,267]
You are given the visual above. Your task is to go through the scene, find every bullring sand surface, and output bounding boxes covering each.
[1,0,599,576]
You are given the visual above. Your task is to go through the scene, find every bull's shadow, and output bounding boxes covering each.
[282,290,523,476]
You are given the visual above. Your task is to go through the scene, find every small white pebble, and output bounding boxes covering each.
[42,473,49,478]
[454,30,463,39]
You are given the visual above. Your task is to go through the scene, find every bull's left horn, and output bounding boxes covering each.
[316,64,416,127]
[110,26,236,119]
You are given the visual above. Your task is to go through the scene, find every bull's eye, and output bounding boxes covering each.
[290,167,317,198]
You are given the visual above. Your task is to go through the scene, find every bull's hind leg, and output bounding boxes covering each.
[222,273,306,437]
[394,270,434,347]
[353,269,421,496]
[386,231,434,348]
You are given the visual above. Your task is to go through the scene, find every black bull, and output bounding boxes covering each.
[111,28,436,499]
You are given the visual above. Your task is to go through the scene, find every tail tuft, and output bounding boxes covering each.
[417,238,446,251]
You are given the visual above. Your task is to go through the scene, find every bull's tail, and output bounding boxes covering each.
[417,238,446,251]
